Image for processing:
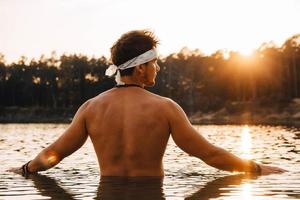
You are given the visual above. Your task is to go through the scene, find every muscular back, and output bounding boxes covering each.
[85,87,171,176]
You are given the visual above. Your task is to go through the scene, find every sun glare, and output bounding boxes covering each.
[241,125,252,159]
[242,183,253,200]
[238,47,255,57]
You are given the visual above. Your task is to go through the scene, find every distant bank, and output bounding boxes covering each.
[1,99,300,126]
[0,107,75,123]
[190,98,300,127]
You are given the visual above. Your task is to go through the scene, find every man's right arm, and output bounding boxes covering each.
[165,99,286,174]
[8,101,89,176]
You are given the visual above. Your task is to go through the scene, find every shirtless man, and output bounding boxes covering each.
[9,30,286,177]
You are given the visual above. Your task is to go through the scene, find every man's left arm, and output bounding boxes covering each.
[9,102,90,175]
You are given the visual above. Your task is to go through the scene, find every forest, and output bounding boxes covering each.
[0,34,299,123]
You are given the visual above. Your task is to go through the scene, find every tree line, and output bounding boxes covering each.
[0,34,299,115]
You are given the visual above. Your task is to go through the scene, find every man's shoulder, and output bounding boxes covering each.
[145,91,173,104]
[88,89,114,103]
[148,94,184,116]
[150,92,176,105]
[80,90,112,109]
[144,92,181,112]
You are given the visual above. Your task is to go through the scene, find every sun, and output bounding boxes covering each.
[238,47,255,57]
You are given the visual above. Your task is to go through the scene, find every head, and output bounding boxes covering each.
[110,30,160,86]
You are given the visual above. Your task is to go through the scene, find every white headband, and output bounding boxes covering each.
[105,49,158,84]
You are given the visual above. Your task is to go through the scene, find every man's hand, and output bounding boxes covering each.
[259,164,288,175]
[7,167,23,175]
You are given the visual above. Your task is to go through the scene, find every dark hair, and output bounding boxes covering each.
[110,30,159,76]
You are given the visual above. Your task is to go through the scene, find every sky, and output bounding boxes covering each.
[0,0,300,63]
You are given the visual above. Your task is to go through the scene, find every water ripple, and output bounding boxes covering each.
[0,124,299,199]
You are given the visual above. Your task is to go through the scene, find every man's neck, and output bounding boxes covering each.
[120,76,144,88]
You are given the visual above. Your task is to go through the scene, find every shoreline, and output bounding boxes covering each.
[0,107,75,124]
[1,107,300,127]
[189,117,300,127]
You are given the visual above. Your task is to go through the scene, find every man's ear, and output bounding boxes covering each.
[135,64,146,74]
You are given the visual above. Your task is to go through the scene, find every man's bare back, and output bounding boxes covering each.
[85,87,170,176]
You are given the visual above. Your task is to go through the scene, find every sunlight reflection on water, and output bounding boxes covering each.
[241,125,252,159]
[241,183,252,200]
[0,124,300,199]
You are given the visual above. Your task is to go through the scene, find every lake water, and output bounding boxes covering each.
[0,124,300,199]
